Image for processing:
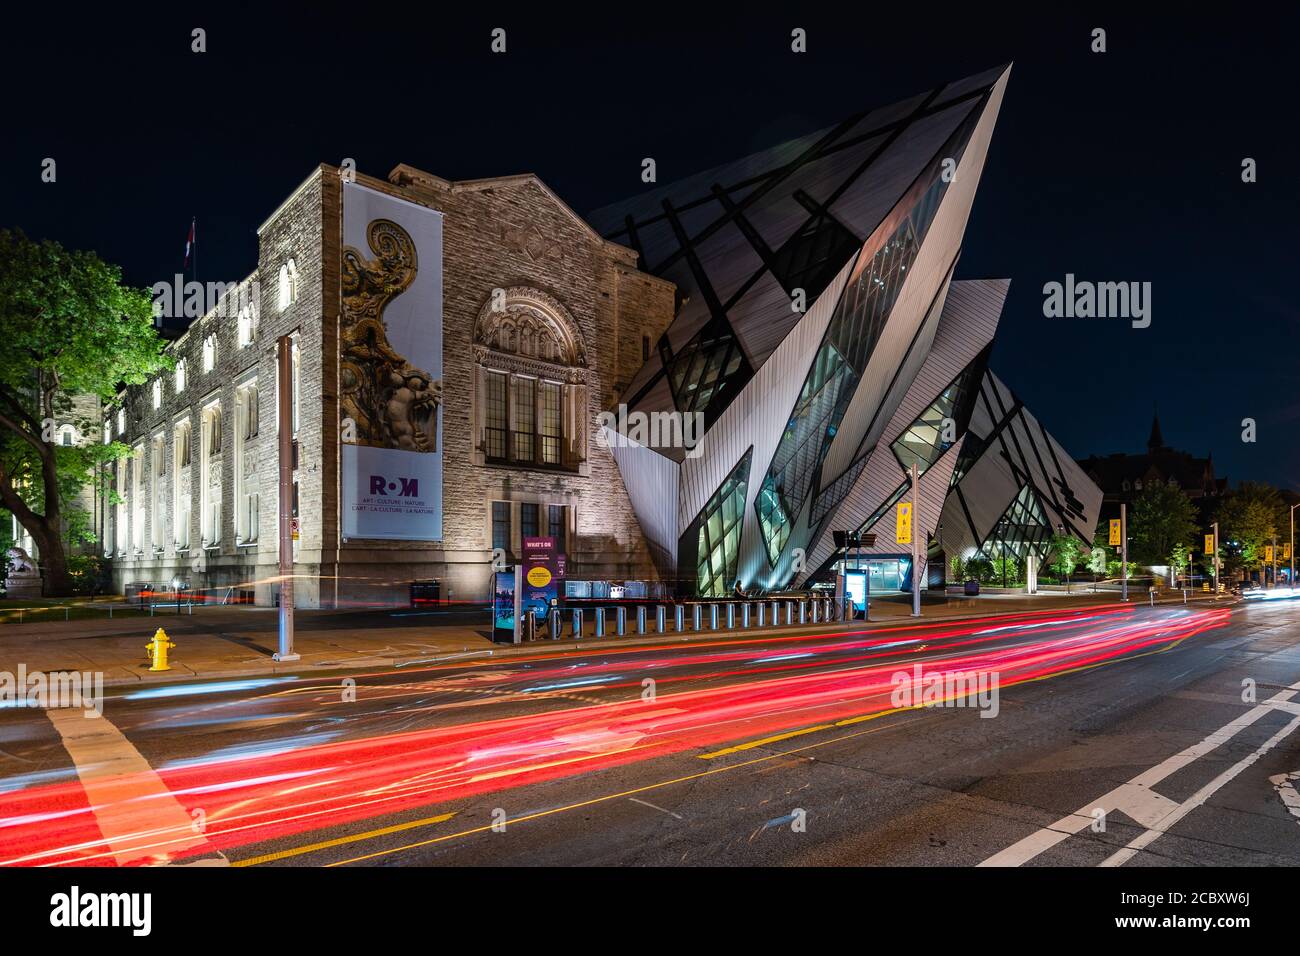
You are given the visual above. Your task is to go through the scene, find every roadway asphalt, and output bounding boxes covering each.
[2,596,1298,867]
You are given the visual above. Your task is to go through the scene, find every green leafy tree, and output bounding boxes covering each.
[0,229,167,595]
[1050,533,1082,589]
[1130,481,1198,567]
[1215,482,1286,575]
[1169,542,1190,585]
[1086,522,1109,580]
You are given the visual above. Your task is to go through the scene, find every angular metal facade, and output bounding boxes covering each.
[594,65,1102,595]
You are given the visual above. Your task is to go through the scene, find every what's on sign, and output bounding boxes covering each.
[1109,519,1122,546]
[896,502,912,545]
[1205,534,1215,554]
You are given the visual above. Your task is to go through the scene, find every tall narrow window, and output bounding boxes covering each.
[115,459,127,554]
[238,306,256,347]
[513,376,535,462]
[520,502,539,539]
[491,501,511,558]
[151,434,165,549]
[201,404,222,546]
[291,334,300,435]
[547,504,566,553]
[278,259,299,311]
[540,382,562,465]
[485,372,508,460]
[202,334,217,372]
[174,359,187,394]
[131,445,144,552]
[173,419,191,549]
[152,379,162,410]
[235,382,259,543]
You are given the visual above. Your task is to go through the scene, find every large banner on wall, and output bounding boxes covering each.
[340,181,444,540]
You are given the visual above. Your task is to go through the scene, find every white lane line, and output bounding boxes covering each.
[46,708,219,866]
[1101,713,1300,866]
[629,797,683,820]
[980,679,1300,867]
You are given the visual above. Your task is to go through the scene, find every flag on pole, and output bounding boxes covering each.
[183,218,196,269]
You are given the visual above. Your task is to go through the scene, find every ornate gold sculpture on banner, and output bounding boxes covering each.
[340,218,442,451]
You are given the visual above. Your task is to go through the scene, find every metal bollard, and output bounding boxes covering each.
[709,603,719,630]
[726,602,736,629]
[596,607,606,637]
[676,605,685,632]
[1183,588,1188,605]
[656,605,667,633]
[799,600,807,623]
[550,608,562,640]
[742,602,751,628]
[757,601,766,627]
[811,600,820,624]
[572,608,584,639]
[526,611,537,641]
[616,606,627,636]
[636,606,646,634]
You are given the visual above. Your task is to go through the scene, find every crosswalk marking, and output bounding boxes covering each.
[46,708,218,866]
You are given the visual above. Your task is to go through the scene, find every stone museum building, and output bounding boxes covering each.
[100,164,675,607]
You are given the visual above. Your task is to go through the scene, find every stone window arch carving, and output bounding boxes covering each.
[472,287,590,473]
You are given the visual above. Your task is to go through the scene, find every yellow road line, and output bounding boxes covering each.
[230,811,458,866]
[321,717,915,867]
[248,628,1209,866]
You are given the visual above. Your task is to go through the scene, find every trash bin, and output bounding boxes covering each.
[410,580,441,608]
[963,580,980,596]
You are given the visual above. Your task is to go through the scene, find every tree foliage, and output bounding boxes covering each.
[0,228,167,594]
[1130,480,1198,566]
[1215,482,1286,573]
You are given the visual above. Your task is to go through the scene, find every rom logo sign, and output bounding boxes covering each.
[369,475,419,497]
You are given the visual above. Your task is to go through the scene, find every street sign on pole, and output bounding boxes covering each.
[1204,534,1215,555]
[1108,519,1122,546]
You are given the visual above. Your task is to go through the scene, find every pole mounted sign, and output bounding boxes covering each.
[1109,519,1122,546]
[1204,534,1215,555]
[896,502,913,545]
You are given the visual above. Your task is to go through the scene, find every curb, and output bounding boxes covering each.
[87,593,1236,688]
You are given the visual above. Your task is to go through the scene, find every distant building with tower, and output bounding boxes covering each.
[1076,413,1228,521]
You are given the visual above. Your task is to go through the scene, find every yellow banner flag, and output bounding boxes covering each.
[896,502,912,545]
[1108,519,1121,546]
[1204,534,1215,554]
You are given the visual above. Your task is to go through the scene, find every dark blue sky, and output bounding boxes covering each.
[3,5,1297,489]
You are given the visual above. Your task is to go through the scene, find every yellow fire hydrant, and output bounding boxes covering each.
[146,628,175,672]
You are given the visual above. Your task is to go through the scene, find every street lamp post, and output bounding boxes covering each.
[911,461,921,618]
[1290,504,1297,591]
[1120,503,1128,602]
[274,335,299,662]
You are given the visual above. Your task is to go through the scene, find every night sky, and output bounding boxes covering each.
[4,6,1297,489]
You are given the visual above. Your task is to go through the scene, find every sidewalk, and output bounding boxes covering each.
[0,590,1228,687]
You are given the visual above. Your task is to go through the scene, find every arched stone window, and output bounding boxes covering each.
[472,287,589,473]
